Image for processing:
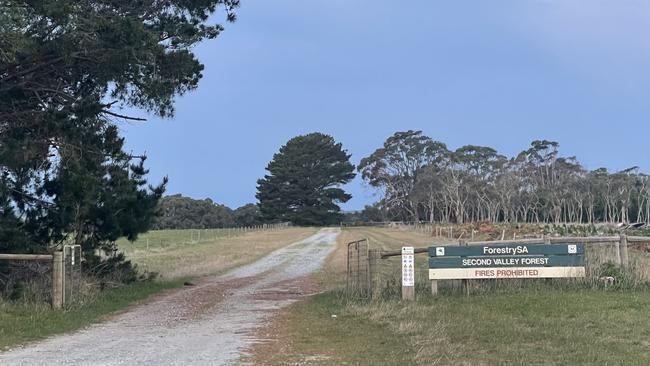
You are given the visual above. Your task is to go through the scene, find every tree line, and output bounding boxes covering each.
[153,195,262,230]
[359,130,649,225]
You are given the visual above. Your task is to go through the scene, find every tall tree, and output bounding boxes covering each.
[0,1,238,273]
[358,130,448,221]
[362,134,650,226]
[256,133,356,226]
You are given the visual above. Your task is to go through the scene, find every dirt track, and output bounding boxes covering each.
[0,228,339,366]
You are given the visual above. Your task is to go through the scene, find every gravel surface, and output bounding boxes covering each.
[0,228,340,366]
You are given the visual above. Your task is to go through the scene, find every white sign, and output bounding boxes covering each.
[402,246,415,287]
[568,245,577,254]
[429,267,586,280]
[435,247,445,256]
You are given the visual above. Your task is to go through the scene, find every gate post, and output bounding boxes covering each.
[459,239,470,296]
[368,249,381,298]
[52,251,64,309]
[431,280,438,296]
[615,236,622,266]
[620,234,629,269]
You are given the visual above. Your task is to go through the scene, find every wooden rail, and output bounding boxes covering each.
[0,252,63,308]
[626,236,650,243]
[0,254,53,261]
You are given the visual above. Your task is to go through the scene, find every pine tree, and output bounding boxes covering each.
[256,133,356,226]
[0,0,238,282]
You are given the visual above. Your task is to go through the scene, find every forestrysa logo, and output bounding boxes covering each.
[483,245,529,255]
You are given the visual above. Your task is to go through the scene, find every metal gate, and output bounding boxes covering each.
[346,239,369,294]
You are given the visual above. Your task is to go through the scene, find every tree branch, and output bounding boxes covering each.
[101,110,147,121]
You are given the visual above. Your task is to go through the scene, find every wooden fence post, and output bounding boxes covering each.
[431,280,438,296]
[52,251,64,309]
[615,235,622,266]
[368,249,381,298]
[620,234,629,269]
[459,239,470,296]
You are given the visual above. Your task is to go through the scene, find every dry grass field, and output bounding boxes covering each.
[118,227,318,278]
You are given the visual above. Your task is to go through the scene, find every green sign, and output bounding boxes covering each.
[428,244,584,257]
[428,243,587,280]
[429,255,585,269]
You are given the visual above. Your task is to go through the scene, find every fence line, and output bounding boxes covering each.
[0,248,80,309]
[125,222,293,250]
[348,234,650,298]
[0,254,53,261]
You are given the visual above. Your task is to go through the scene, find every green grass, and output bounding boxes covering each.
[271,289,650,365]
[253,292,415,365]
[0,279,184,350]
[262,226,650,365]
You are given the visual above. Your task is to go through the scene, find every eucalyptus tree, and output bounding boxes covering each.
[358,130,448,221]
[451,145,506,223]
[493,160,520,222]
[363,132,650,225]
[635,174,650,224]
[412,165,446,222]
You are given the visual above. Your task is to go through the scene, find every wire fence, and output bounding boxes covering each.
[116,223,292,252]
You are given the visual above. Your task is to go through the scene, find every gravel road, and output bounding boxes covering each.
[0,228,340,366]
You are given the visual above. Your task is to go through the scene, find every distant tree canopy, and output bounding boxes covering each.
[152,196,262,230]
[361,131,650,225]
[0,1,237,278]
[233,204,263,227]
[153,195,234,230]
[257,133,356,226]
[342,204,386,224]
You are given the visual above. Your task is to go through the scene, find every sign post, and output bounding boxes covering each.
[402,246,415,300]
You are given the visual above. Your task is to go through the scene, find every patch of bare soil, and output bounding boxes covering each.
[246,236,347,366]
[247,275,334,366]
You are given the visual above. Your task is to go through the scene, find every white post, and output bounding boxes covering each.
[401,246,415,300]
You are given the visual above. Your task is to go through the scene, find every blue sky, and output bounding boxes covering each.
[121,0,650,211]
